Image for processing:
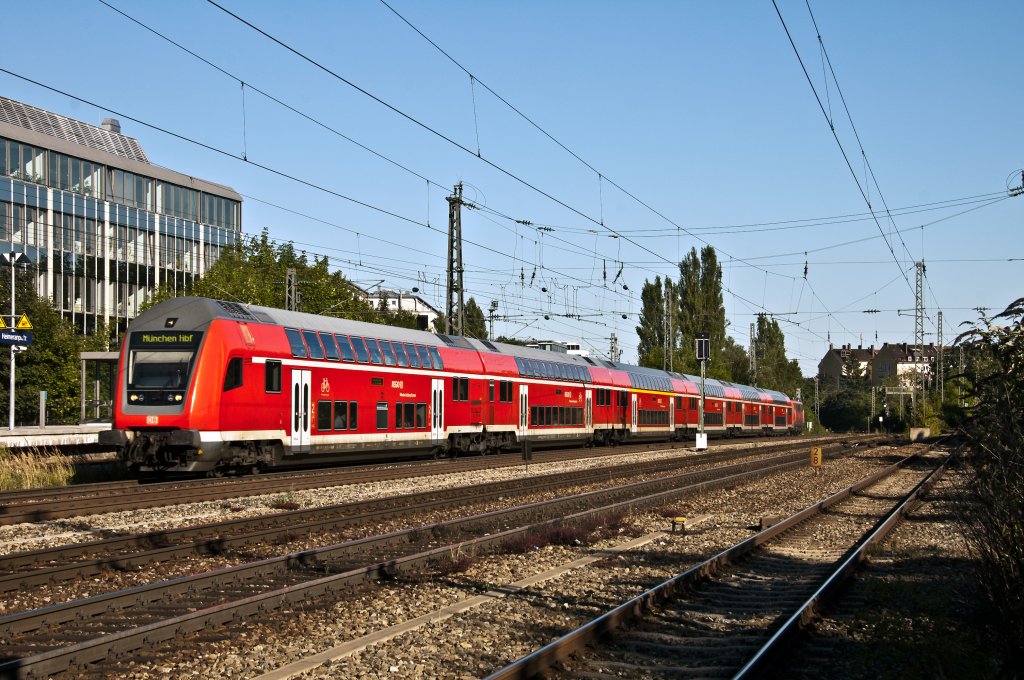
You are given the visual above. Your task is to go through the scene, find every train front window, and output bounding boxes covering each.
[128,350,195,389]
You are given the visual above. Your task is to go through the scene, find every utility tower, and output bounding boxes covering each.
[285,268,299,312]
[937,309,944,402]
[915,261,926,401]
[749,322,757,384]
[609,333,621,363]
[445,183,465,336]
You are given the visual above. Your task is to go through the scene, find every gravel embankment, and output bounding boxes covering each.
[91,445,919,679]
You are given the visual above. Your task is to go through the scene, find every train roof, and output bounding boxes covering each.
[132,297,799,403]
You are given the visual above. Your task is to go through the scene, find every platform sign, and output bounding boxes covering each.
[0,330,32,346]
[810,446,823,467]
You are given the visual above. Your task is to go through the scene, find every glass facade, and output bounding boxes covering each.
[0,134,240,334]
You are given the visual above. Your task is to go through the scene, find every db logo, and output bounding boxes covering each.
[320,377,331,394]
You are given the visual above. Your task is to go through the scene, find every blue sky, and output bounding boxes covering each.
[3,0,1021,374]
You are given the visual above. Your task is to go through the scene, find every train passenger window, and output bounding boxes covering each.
[376,402,388,429]
[537,362,547,379]
[393,343,409,367]
[416,346,432,369]
[351,337,370,363]
[453,377,469,401]
[530,406,537,426]
[404,343,421,369]
[514,357,525,376]
[335,335,355,362]
[366,339,383,365]
[428,347,444,370]
[302,331,325,360]
[395,402,404,429]
[489,380,495,402]
[404,403,415,429]
[265,360,282,394]
[556,364,566,380]
[223,357,243,391]
[284,328,307,358]
[349,402,358,429]
[317,401,332,431]
[415,403,426,428]
[380,341,396,366]
[320,333,340,361]
[334,401,347,429]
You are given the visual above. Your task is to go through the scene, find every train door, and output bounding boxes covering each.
[585,389,593,432]
[518,384,529,438]
[431,378,445,442]
[630,393,638,433]
[290,369,311,452]
[668,396,674,431]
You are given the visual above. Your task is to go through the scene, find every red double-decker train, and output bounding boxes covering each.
[100,297,804,474]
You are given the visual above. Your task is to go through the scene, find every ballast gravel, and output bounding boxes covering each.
[54,443,950,680]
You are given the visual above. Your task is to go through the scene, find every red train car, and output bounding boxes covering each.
[100,298,804,474]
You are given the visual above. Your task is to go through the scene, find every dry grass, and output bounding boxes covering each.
[0,446,76,490]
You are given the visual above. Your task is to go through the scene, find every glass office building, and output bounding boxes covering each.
[0,96,241,334]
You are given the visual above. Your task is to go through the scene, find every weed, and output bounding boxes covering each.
[269,495,300,511]
[435,544,477,574]
[0,446,75,490]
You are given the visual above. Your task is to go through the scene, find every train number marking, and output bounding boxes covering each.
[146,416,159,425]
[391,380,404,389]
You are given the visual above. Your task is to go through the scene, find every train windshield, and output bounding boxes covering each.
[128,350,196,389]
[126,331,203,391]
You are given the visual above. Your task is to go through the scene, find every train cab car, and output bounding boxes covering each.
[102,297,807,475]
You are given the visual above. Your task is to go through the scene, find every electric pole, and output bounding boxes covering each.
[749,322,757,384]
[445,183,465,336]
[285,268,298,312]
[609,333,621,363]
[937,309,944,402]
[914,261,926,409]
[488,300,498,340]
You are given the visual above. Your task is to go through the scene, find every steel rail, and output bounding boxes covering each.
[485,441,944,680]
[0,446,834,678]
[0,440,854,590]
[0,434,861,525]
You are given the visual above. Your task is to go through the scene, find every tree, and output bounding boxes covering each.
[636,276,666,368]
[753,314,802,394]
[144,228,379,323]
[819,388,871,432]
[463,298,488,339]
[676,246,727,376]
[720,335,751,384]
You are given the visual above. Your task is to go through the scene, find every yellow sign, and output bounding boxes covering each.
[0,316,6,330]
[15,314,32,330]
[810,446,823,467]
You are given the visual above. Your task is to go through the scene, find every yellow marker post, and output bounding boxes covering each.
[810,446,823,467]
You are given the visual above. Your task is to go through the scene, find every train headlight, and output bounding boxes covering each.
[130,393,140,402]
[175,394,183,402]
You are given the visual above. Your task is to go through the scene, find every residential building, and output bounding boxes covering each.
[869,342,942,387]
[817,343,879,385]
[0,96,241,334]
[363,287,440,331]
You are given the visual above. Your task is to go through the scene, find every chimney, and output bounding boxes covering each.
[100,117,121,134]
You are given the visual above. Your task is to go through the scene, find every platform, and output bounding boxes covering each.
[0,423,113,449]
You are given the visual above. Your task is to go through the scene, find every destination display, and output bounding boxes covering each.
[129,331,203,348]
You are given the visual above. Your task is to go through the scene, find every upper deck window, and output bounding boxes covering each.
[284,328,307,358]
[302,330,324,360]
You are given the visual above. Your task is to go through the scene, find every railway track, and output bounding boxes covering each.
[487,441,952,679]
[0,439,869,598]
[0,434,856,526]
[0,439,881,678]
